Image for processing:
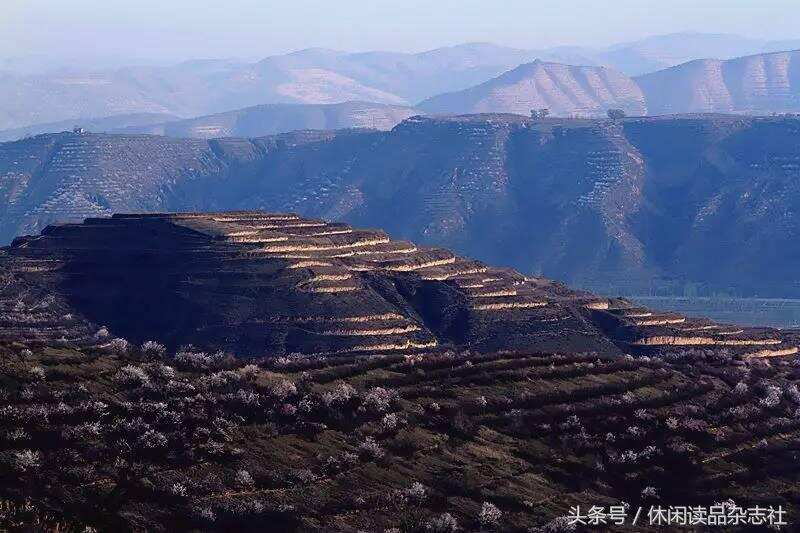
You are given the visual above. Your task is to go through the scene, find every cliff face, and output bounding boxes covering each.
[2,115,800,296]
[637,50,800,114]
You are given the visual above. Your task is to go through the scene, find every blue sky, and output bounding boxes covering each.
[2,0,799,63]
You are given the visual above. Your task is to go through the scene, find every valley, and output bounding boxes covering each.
[632,296,800,329]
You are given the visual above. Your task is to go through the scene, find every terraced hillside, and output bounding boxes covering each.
[0,212,621,357]
[3,114,800,297]
[637,50,800,115]
[418,61,647,117]
[6,212,799,361]
[0,212,799,531]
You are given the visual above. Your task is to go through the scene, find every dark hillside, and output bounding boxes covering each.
[3,115,800,296]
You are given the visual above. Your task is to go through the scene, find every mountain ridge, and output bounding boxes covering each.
[2,114,800,298]
[114,101,421,138]
[4,34,800,131]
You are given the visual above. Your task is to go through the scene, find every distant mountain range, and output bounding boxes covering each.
[418,50,800,118]
[3,114,800,298]
[0,113,180,142]
[0,103,420,142]
[0,44,537,131]
[115,101,420,138]
[3,33,800,132]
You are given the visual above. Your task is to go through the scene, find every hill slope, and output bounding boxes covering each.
[637,50,800,114]
[0,211,798,531]
[3,115,800,297]
[418,61,647,117]
[117,101,420,138]
[0,44,543,131]
[0,113,180,143]
[597,32,800,76]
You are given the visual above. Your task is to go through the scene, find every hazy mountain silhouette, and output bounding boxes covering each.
[4,33,800,131]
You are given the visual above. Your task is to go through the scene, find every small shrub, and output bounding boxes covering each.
[760,385,782,408]
[12,450,41,473]
[170,482,188,497]
[235,469,255,487]
[107,338,131,355]
[279,403,298,417]
[357,437,384,461]
[379,413,401,433]
[533,516,576,532]
[28,366,46,382]
[641,486,659,499]
[239,364,260,380]
[141,341,167,359]
[174,349,230,371]
[138,429,168,450]
[425,512,458,532]
[362,387,394,413]
[406,482,427,503]
[321,382,357,407]
[477,502,502,527]
[147,363,176,381]
[113,365,150,388]
[269,379,297,400]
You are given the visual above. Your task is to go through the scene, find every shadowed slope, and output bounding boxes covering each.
[4,212,797,363]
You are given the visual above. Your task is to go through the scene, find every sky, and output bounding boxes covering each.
[2,0,799,66]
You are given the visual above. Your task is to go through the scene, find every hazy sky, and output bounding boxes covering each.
[2,0,799,64]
